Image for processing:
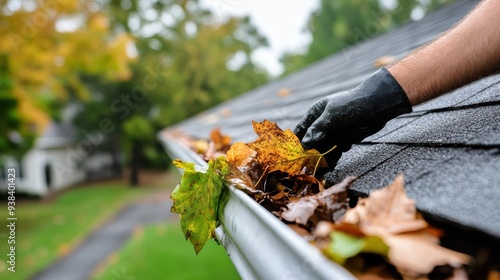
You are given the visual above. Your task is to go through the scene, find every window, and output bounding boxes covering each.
[17,158,23,179]
[0,163,5,179]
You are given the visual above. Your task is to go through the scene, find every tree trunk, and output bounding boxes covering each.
[110,133,122,177]
[130,140,140,186]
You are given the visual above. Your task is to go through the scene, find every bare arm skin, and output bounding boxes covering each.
[388,0,500,105]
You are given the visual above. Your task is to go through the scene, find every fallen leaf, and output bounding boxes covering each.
[278,88,292,97]
[343,175,427,236]
[57,243,73,257]
[193,139,209,155]
[221,108,232,117]
[385,231,469,278]
[288,224,312,239]
[204,128,232,160]
[374,55,397,68]
[281,176,355,225]
[171,156,230,254]
[341,175,470,276]
[210,128,231,151]
[227,142,257,167]
[132,226,144,241]
[324,231,388,265]
[226,143,265,191]
[246,120,328,175]
[281,196,317,225]
[225,164,257,192]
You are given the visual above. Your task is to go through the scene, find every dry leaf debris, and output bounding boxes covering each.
[281,176,355,226]
[170,120,480,279]
[322,175,470,279]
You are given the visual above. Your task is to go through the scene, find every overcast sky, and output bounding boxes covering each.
[200,0,320,76]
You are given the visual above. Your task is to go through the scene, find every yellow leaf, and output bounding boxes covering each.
[245,120,328,175]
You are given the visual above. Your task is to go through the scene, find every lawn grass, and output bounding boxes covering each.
[0,182,158,280]
[93,224,240,280]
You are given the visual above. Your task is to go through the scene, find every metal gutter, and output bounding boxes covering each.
[158,131,355,280]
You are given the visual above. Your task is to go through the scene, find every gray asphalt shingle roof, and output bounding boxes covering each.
[169,0,500,248]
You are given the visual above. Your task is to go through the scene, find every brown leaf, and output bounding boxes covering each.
[225,164,255,191]
[312,221,335,238]
[278,88,292,97]
[210,128,231,151]
[246,120,328,175]
[271,190,286,201]
[374,55,397,68]
[288,224,312,239]
[342,175,470,276]
[343,174,427,236]
[273,173,321,197]
[281,176,355,225]
[331,222,366,238]
[281,196,318,225]
[203,141,226,161]
[385,232,469,278]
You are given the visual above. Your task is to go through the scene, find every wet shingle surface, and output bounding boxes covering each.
[167,0,500,241]
[326,144,406,184]
[374,105,500,145]
[364,117,417,142]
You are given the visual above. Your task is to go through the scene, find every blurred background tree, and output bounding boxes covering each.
[74,0,269,185]
[0,54,34,156]
[0,0,132,154]
[281,0,454,75]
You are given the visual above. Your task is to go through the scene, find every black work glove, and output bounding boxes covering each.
[294,67,412,167]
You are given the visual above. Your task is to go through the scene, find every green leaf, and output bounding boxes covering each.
[325,231,388,264]
[171,156,230,254]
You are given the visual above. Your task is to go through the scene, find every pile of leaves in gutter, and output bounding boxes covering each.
[170,120,476,279]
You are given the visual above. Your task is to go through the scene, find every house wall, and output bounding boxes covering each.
[44,148,86,192]
[0,147,86,196]
[20,149,45,195]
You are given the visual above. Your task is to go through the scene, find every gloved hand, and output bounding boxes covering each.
[294,67,412,167]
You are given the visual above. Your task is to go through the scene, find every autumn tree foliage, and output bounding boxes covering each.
[102,0,268,126]
[73,0,269,185]
[0,0,132,148]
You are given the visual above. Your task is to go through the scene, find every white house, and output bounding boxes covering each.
[0,121,114,196]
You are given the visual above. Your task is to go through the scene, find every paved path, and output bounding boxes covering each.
[32,195,174,280]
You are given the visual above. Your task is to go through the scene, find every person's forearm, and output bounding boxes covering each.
[388,0,500,105]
